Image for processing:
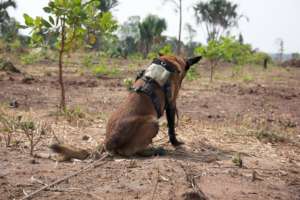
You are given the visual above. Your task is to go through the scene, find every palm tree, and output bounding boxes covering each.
[194,0,241,41]
[0,0,16,23]
[0,0,17,39]
[98,0,119,12]
[138,15,167,58]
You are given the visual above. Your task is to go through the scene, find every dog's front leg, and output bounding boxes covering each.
[166,104,184,146]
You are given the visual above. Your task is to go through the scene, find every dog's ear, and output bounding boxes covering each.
[186,56,202,70]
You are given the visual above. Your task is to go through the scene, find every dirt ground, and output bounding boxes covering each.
[0,56,300,200]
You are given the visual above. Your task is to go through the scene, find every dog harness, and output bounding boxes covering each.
[131,58,178,118]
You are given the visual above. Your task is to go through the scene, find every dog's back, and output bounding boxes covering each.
[104,88,161,156]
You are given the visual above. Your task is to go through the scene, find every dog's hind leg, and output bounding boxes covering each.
[117,119,159,156]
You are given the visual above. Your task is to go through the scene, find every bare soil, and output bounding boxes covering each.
[0,57,300,200]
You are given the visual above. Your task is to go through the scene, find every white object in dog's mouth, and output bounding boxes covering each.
[144,63,171,86]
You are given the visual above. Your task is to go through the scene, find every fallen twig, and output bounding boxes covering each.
[21,153,109,200]
[180,163,208,200]
[151,167,160,200]
[30,176,47,186]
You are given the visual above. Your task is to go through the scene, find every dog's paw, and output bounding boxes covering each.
[171,139,184,147]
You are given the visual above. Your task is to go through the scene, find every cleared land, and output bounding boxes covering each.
[0,53,300,200]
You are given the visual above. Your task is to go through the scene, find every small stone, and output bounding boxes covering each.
[30,159,39,164]
[9,100,19,108]
[82,135,90,140]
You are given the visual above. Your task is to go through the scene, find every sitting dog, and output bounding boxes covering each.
[50,55,201,159]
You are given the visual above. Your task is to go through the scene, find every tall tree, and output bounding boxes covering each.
[275,38,284,63]
[119,16,140,42]
[1,18,18,41]
[118,16,141,57]
[98,0,119,12]
[0,0,16,23]
[185,23,196,43]
[164,0,182,55]
[0,0,17,38]
[138,15,167,58]
[184,23,198,57]
[238,33,244,44]
[194,0,242,41]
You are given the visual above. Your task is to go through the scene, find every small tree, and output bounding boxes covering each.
[23,0,117,110]
[195,39,222,82]
[196,36,252,81]
[20,120,49,156]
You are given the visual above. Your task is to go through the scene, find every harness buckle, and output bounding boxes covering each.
[160,61,167,67]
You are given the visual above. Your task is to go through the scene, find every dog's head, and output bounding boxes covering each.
[158,54,202,101]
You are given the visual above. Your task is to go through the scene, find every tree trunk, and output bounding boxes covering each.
[210,60,214,82]
[263,57,268,70]
[59,18,66,110]
[143,40,151,59]
[177,0,182,55]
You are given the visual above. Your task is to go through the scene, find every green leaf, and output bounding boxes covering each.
[23,14,34,26]
[73,6,81,15]
[49,1,55,8]
[74,0,81,6]
[42,19,52,28]
[43,6,52,13]
[49,16,55,25]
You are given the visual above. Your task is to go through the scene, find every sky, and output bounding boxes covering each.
[8,0,300,53]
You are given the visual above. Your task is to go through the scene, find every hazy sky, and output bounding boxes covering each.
[8,0,300,53]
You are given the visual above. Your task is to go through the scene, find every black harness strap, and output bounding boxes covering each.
[131,59,175,118]
[152,58,179,73]
[133,76,163,118]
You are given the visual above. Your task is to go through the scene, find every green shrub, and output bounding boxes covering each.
[128,53,143,60]
[243,74,253,82]
[255,130,285,143]
[123,78,134,90]
[0,39,6,52]
[159,44,173,55]
[63,106,86,122]
[92,65,120,77]
[9,39,22,52]
[250,52,271,65]
[231,65,243,78]
[20,49,45,65]
[147,52,158,60]
[186,66,199,81]
[82,54,93,68]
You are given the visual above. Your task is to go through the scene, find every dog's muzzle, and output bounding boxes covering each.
[144,63,171,87]
[131,58,177,118]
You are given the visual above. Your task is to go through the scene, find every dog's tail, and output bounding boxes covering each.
[49,143,91,161]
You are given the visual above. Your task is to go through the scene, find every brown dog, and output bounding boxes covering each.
[50,55,201,159]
